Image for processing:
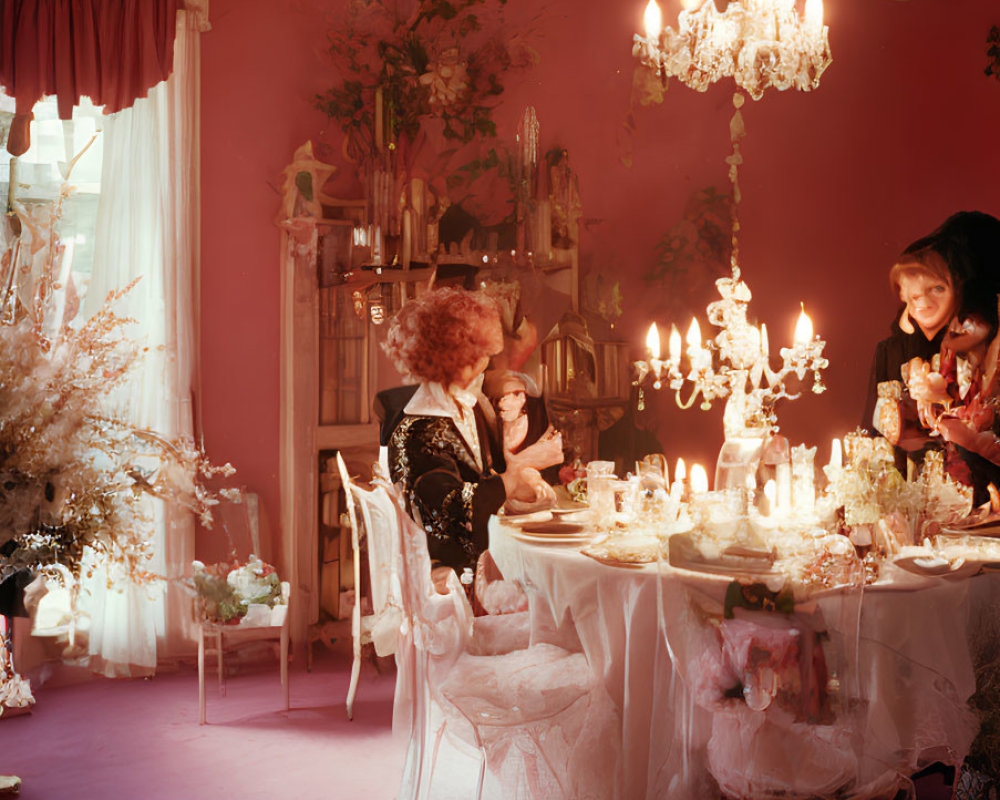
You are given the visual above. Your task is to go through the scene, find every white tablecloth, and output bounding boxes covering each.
[489,518,1000,800]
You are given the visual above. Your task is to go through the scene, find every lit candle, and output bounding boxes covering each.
[643,0,662,41]
[668,324,682,369]
[760,322,769,362]
[804,0,824,39]
[668,457,686,507]
[689,463,709,495]
[830,438,842,470]
[794,303,813,346]
[763,479,777,517]
[686,318,709,371]
[646,322,661,359]
[823,437,843,486]
[646,322,663,386]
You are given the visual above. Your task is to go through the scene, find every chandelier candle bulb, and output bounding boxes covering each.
[804,0,824,39]
[646,323,661,359]
[634,0,664,68]
[646,323,664,386]
[690,463,709,495]
[668,457,687,506]
[793,304,813,345]
[668,324,682,369]
[762,478,777,517]
[823,437,843,485]
[686,318,710,372]
[643,0,662,40]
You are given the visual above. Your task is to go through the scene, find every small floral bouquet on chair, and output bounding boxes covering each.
[192,556,287,626]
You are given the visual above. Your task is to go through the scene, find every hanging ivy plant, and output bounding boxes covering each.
[315,0,538,168]
[986,25,1000,81]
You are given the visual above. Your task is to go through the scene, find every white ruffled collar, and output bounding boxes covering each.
[404,381,479,419]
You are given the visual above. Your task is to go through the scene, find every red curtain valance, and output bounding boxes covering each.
[1,0,179,154]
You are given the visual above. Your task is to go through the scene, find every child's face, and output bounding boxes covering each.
[897,271,955,338]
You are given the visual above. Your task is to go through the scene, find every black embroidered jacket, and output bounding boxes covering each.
[388,410,506,572]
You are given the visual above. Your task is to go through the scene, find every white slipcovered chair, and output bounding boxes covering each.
[338,453,531,720]
[377,478,619,800]
[336,452,407,720]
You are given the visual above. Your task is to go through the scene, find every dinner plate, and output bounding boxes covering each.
[889,553,983,581]
[547,509,591,524]
[510,530,593,545]
[579,535,661,568]
[550,503,588,515]
[499,510,554,525]
[519,521,586,536]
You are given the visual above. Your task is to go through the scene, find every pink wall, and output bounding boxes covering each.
[200,0,1000,559]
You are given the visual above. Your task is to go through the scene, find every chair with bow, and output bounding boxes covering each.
[378,478,618,800]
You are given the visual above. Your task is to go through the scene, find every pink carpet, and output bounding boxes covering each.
[0,620,957,800]
[2,622,405,800]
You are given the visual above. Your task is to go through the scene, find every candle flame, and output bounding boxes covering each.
[646,322,661,360]
[804,0,824,34]
[675,457,686,483]
[794,303,813,345]
[643,0,662,40]
[686,318,702,351]
[668,324,682,364]
[689,463,709,494]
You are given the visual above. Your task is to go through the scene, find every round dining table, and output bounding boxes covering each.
[489,516,1000,800]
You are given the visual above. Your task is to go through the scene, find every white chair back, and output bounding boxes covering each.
[377,477,474,659]
[350,479,406,657]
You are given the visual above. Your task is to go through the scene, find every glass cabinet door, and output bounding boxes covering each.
[319,287,367,425]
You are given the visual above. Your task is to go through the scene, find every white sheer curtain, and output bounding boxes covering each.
[78,7,205,677]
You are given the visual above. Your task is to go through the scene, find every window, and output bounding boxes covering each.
[1,92,104,307]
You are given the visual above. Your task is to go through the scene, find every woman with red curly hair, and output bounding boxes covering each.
[384,286,562,574]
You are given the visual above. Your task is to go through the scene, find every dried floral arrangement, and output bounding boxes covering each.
[0,189,235,590]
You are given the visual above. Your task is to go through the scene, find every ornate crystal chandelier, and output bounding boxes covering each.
[633,0,831,100]
[630,0,832,436]
[636,275,828,435]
